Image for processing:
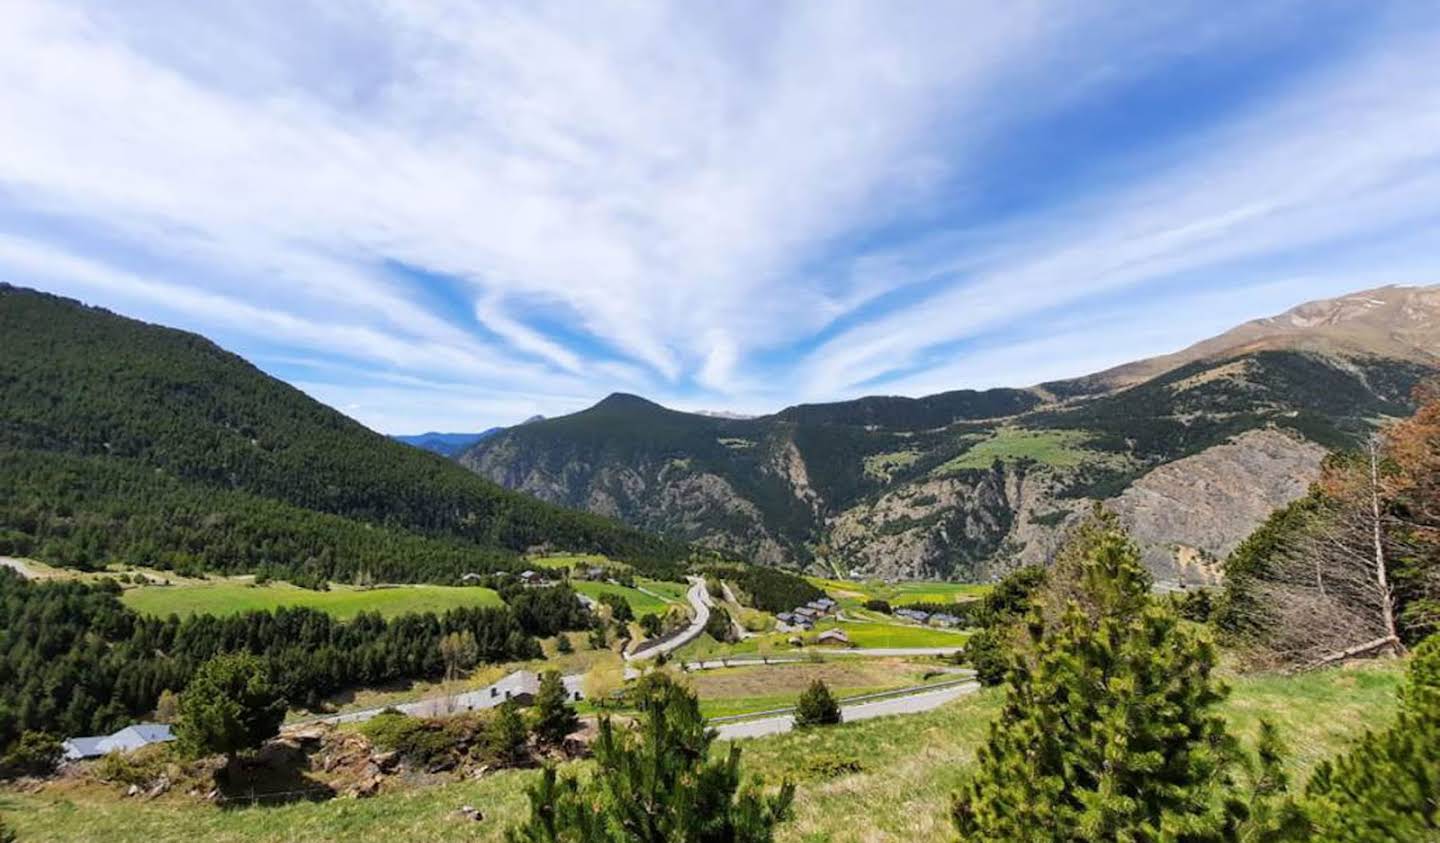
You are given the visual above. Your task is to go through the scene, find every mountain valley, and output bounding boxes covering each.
[462,285,1440,584]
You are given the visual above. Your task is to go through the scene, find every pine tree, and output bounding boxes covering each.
[588,621,609,650]
[481,701,529,767]
[174,653,286,773]
[507,673,794,843]
[1304,633,1440,840]
[793,680,842,728]
[962,628,1009,687]
[556,634,574,654]
[530,670,580,750]
[952,510,1247,841]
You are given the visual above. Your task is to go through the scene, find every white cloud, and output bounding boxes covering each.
[798,20,1440,397]
[0,2,1437,431]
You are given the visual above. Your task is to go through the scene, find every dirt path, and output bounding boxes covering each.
[0,557,36,579]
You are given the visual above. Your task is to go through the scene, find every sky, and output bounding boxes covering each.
[3,1,1440,434]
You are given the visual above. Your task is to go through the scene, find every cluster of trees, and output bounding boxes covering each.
[1219,385,1440,667]
[703,565,824,614]
[507,672,794,842]
[955,508,1440,840]
[498,583,594,638]
[0,285,688,583]
[0,449,521,583]
[0,570,542,759]
[596,593,634,624]
[704,606,738,644]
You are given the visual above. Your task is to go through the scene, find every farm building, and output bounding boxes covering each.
[64,723,174,760]
[480,670,584,706]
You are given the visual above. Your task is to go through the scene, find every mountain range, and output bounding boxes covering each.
[461,285,1440,584]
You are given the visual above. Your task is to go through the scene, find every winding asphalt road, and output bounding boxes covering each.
[625,576,711,662]
[713,679,981,740]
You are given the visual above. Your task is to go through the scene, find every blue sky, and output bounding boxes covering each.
[3,1,1440,433]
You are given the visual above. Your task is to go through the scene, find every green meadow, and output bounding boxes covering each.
[120,581,503,620]
[806,576,988,608]
[571,579,682,616]
[2,659,1403,843]
[934,427,1095,473]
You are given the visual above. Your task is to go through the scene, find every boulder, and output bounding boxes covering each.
[457,805,484,822]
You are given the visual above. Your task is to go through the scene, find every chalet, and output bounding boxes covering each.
[816,629,851,646]
[895,608,930,623]
[518,570,548,585]
[64,723,174,760]
[480,670,584,707]
[459,572,486,584]
[794,606,819,619]
[775,612,799,625]
[929,613,962,628]
[813,597,837,611]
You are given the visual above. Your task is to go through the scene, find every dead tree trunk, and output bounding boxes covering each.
[1367,438,1401,655]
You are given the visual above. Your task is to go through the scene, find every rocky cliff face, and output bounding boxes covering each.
[1108,428,1328,585]
[462,438,793,566]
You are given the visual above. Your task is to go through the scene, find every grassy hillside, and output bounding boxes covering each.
[0,285,687,581]
[0,659,1402,842]
[120,581,504,620]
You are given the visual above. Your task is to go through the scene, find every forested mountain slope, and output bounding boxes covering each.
[0,284,686,581]
[463,285,1439,584]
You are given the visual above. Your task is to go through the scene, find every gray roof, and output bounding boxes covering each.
[64,723,174,760]
[62,736,107,760]
[473,670,585,706]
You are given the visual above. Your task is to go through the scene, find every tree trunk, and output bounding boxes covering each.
[1368,439,1401,654]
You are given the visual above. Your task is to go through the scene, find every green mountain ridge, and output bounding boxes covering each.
[0,284,688,581]
[462,285,1440,583]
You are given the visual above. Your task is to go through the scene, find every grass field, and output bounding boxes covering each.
[806,576,988,608]
[818,620,970,649]
[120,581,503,620]
[2,659,1404,842]
[635,578,690,603]
[570,579,683,617]
[525,553,626,571]
[689,659,952,718]
[934,427,1094,473]
[674,617,967,663]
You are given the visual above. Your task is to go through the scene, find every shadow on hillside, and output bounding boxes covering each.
[214,743,335,809]
[302,677,420,715]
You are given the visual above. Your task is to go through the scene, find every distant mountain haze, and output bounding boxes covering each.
[462,285,1439,584]
[392,429,504,458]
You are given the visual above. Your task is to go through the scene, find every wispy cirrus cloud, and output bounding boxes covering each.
[1,1,1438,432]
